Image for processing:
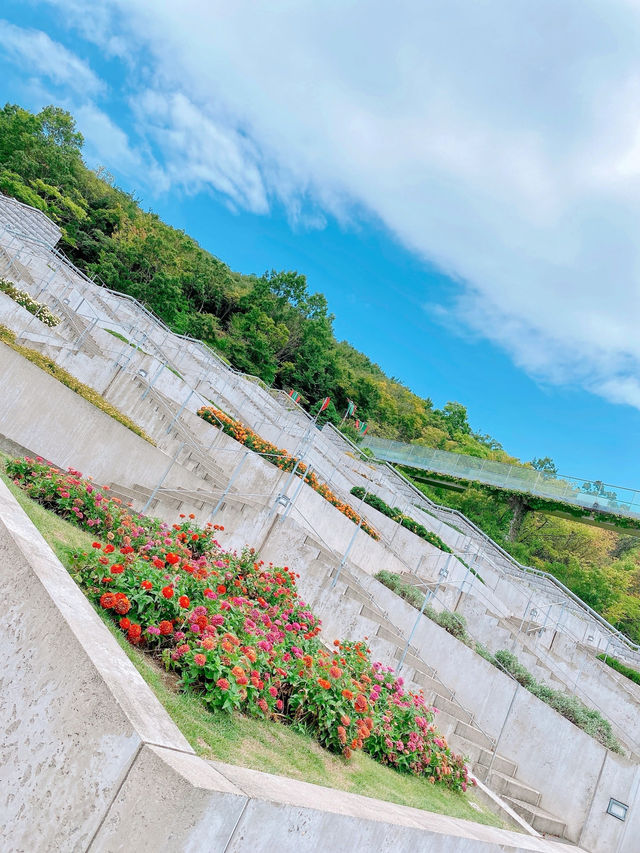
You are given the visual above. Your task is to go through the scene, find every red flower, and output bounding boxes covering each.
[329,666,342,679]
[92,542,102,549]
[166,553,180,565]
[162,586,174,599]
[337,726,347,745]
[178,595,190,608]
[216,678,229,690]
[317,678,332,690]
[119,617,131,630]
[159,620,173,636]
[110,563,124,574]
[141,580,152,590]
[217,584,227,594]
[114,596,131,615]
[99,592,116,609]
[153,557,165,568]
[194,653,206,667]
[103,543,115,554]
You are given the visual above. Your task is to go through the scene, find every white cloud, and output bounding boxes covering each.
[0,19,104,95]
[73,103,167,188]
[30,0,640,409]
[131,91,268,212]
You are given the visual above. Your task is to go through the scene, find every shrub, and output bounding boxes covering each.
[374,569,622,753]
[375,571,472,645]
[597,654,640,687]
[0,324,154,444]
[7,456,470,791]
[199,406,379,540]
[350,486,451,552]
[0,278,60,326]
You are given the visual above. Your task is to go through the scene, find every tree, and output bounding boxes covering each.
[441,401,471,437]
[530,457,558,477]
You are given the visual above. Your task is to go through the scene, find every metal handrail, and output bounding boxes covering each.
[1,194,638,659]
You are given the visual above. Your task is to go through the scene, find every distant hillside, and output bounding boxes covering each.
[0,102,515,457]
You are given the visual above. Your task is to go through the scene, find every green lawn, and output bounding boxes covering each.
[1,463,510,829]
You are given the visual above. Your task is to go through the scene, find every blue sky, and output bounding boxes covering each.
[0,0,639,485]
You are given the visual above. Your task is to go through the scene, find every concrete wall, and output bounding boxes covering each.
[0,476,585,853]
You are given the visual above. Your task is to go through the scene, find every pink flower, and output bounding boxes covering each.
[217,678,230,690]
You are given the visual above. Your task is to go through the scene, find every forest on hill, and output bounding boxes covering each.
[0,103,511,455]
[1,103,638,644]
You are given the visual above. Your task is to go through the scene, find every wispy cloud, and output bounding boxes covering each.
[0,19,105,95]
[27,0,640,409]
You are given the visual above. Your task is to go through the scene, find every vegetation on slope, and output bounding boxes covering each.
[0,459,506,828]
[410,475,640,644]
[0,324,154,444]
[0,103,509,456]
[1,102,638,647]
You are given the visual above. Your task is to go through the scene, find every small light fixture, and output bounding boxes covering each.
[138,369,147,378]
[530,608,538,619]
[586,634,594,644]
[607,798,628,821]
[439,566,449,579]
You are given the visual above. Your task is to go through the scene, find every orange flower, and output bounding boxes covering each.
[317,678,332,690]
[354,694,368,713]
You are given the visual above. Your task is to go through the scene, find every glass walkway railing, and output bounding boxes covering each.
[362,437,640,522]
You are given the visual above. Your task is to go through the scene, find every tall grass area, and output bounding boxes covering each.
[0,461,508,829]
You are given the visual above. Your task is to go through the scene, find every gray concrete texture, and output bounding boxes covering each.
[0,475,588,853]
[1,308,639,847]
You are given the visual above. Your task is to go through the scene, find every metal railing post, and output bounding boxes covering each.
[166,389,194,434]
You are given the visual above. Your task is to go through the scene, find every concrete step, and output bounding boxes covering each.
[410,670,452,701]
[398,651,437,681]
[454,719,494,751]
[473,743,518,778]
[484,770,541,807]
[431,692,474,725]
[343,585,373,607]
[504,796,567,838]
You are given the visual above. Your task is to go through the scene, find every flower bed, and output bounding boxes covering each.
[597,653,640,687]
[6,455,470,791]
[0,324,154,444]
[0,278,60,326]
[198,406,380,540]
[350,486,451,552]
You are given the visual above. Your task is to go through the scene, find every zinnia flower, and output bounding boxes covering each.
[194,653,206,667]
[162,586,174,599]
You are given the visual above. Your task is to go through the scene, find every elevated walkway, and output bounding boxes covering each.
[362,436,640,524]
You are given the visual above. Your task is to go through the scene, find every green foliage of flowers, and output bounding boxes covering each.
[0,324,154,444]
[351,486,451,552]
[0,278,61,326]
[199,406,380,540]
[597,653,640,687]
[6,455,471,792]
